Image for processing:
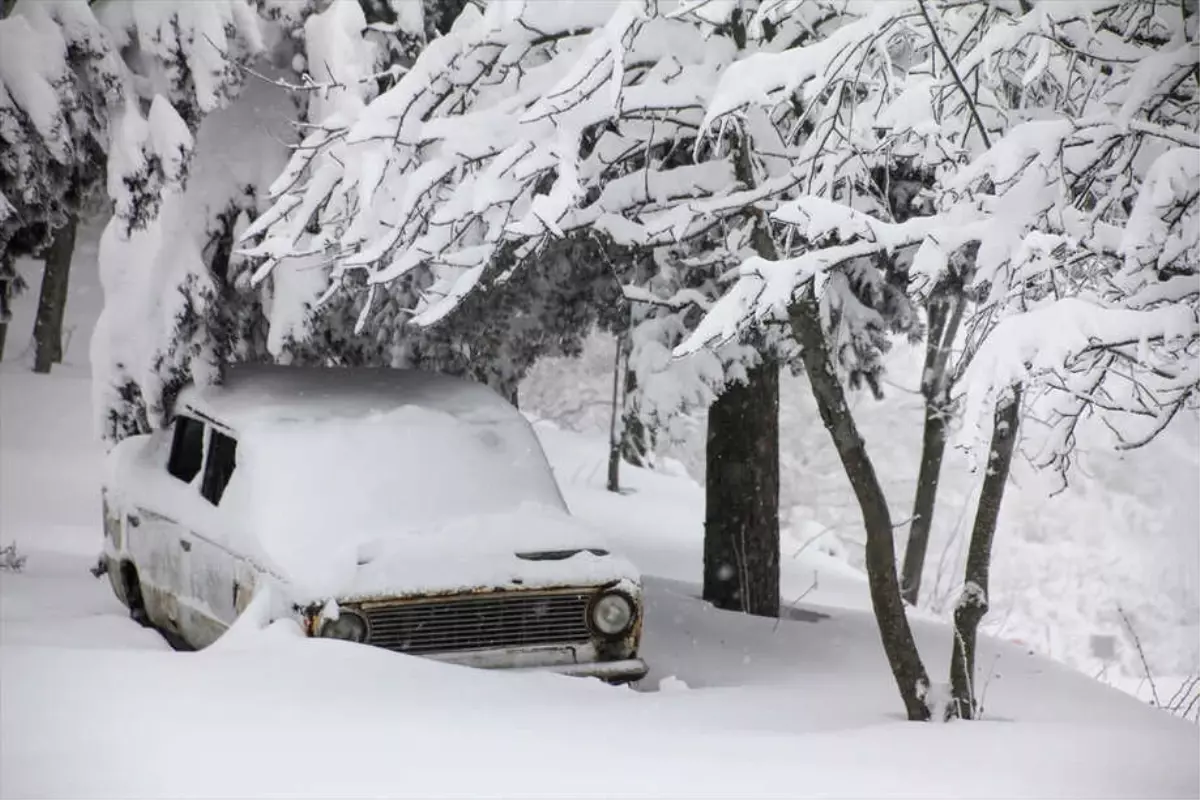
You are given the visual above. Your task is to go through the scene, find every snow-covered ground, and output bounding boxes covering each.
[2,239,1198,797]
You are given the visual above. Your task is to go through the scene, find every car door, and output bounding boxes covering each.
[126,415,205,638]
[182,425,244,648]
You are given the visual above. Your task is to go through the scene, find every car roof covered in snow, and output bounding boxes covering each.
[173,364,516,431]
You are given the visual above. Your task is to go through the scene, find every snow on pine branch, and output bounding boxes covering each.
[0,0,122,254]
[84,0,293,444]
[94,0,265,124]
[242,1,872,334]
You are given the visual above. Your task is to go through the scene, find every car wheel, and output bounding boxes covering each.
[120,562,150,626]
[119,562,192,651]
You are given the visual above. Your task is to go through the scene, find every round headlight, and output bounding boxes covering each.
[318,609,368,643]
[591,592,634,636]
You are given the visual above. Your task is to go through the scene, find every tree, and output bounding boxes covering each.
[31,215,76,372]
[949,385,1020,718]
[679,0,1197,718]
[0,0,121,367]
[943,1,1197,717]
[88,0,426,443]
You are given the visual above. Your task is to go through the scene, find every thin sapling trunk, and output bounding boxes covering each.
[948,386,1022,719]
[790,286,933,721]
[606,332,626,493]
[901,292,965,605]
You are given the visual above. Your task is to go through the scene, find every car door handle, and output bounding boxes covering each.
[179,539,192,553]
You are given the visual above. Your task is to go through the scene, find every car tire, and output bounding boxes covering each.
[120,562,150,627]
[119,562,192,651]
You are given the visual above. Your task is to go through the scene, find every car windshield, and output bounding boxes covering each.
[228,406,567,554]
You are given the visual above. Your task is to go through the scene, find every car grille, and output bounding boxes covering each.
[362,591,593,654]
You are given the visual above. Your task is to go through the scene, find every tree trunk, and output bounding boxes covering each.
[606,332,625,493]
[33,216,77,373]
[790,286,932,721]
[701,111,782,618]
[51,237,71,364]
[0,256,11,362]
[703,353,780,617]
[948,386,1021,720]
[901,293,965,606]
[901,404,948,605]
[621,365,652,468]
[0,249,21,362]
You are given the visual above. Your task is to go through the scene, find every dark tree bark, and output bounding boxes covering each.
[0,254,13,362]
[606,332,625,493]
[902,406,948,604]
[422,0,471,38]
[948,386,1021,720]
[790,286,932,721]
[703,353,780,617]
[621,364,651,467]
[33,215,77,374]
[901,293,964,605]
[608,332,654,492]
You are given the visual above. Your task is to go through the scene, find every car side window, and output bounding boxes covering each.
[200,429,238,506]
[167,416,205,483]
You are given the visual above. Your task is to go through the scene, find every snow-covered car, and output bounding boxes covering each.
[99,365,648,683]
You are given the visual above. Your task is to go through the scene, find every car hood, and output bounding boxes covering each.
[279,506,641,603]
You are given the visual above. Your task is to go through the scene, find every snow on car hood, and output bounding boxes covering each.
[326,507,639,602]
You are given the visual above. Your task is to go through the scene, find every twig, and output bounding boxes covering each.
[976,652,1001,720]
[240,53,407,94]
[1117,605,1160,707]
[773,571,819,633]
[917,0,992,150]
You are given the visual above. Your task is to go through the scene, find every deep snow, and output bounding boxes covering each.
[1,236,1198,798]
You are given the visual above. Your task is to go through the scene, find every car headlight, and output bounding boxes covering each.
[318,609,368,643]
[590,591,634,637]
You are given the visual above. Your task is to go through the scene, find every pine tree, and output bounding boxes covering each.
[0,0,121,366]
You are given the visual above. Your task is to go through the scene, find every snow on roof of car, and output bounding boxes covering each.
[174,364,515,430]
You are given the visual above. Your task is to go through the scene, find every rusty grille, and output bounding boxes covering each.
[362,591,593,654]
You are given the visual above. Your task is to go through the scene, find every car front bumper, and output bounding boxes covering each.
[423,643,648,683]
[520,657,648,682]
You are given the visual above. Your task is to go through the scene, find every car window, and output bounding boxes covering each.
[201,430,238,506]
[167,416,205,483]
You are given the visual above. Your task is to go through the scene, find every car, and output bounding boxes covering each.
[98,364,648,683]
